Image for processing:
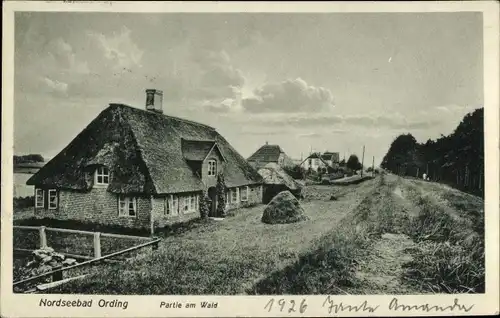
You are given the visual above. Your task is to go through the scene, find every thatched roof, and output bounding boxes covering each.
[257,163,301,190]
[27,103,262,194]
[181,139,226,162]
[248,144,284,163]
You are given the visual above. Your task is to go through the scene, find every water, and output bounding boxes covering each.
[14,173,34,198]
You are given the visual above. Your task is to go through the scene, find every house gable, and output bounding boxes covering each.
[27,106,154,194]
[201,145,225,188]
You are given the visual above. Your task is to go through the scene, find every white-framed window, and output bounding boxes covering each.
[48,189,58,210]
[183,194,198,213]
[172,196,179,216]
[35,188,44,208]
[95,166,110,185]
[225,192,230,207]
[231,188,239,203]
[118,196,137,217]
[207,160,217,176]
[240,186,249,202]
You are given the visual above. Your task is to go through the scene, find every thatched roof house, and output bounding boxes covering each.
[247,143,294,169]
[28,89,263,232]
[258,163,302,203]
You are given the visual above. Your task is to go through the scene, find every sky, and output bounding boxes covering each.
[14,12,483,166]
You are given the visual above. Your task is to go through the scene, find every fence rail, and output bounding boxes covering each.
[13,238,161,289]
[13,225,160,291]
[14,225,152,259]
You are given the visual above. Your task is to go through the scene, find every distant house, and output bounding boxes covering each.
[299,153,331,172]
[247,143,294,170]
[257,163,303,203]
[27,89,263,232]
[321,152,340,168]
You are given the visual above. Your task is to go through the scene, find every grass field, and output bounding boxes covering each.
[14,173,483,295]
[51,178,378,294]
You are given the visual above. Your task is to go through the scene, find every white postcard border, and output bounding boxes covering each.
[1,1,499,317]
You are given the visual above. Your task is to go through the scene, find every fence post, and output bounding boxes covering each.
[152,239,159,251]
[93,232,101,259]
[39,226,47,249]
[52,266,63,282]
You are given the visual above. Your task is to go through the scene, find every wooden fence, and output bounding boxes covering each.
[13,226,160,292]
[14,225,152,259]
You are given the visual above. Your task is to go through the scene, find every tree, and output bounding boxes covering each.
[199,189,210,219]
[14,154,44,164]
[216,173,227,217]
[380,108,484,196]
[346,154,362,171]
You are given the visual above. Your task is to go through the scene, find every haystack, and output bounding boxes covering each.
[261,190,308,224]
[258,163,303,203]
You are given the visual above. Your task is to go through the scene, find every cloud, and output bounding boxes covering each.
[45,38,90,75]
[250,112,440,131]
[41,77,68,94]
[185,50,245,112]
[297,132,321,138]
[242,78,334,113]
[87,26,144,71]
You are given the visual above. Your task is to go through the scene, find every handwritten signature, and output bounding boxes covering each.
[323,296,379,314]
[322,296,474,314]
[388,297,474,313]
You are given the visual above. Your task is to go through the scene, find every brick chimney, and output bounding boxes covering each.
[145,89,163,114]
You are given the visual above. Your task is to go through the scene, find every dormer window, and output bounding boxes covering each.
[207,160,217,176]
[95,166,110,185]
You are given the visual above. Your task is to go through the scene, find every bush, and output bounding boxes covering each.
[199,190,210,219]
[216,174,227,217]
[14,196,34,210]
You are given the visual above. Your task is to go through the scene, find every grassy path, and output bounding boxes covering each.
[51,178,379,294]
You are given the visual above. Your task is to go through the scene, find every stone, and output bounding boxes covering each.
[52,253,65,261]
[62,258,77,266]
[41,256,52,264]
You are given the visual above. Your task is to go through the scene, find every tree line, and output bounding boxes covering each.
[14,154,45,165]
[381,107,484,196]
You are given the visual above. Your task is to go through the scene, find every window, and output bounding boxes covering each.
[308,159,312,166]
[207,160,217,176]
[118,196,137,217]
[240,186,249,202]
[35,189,44,208]
[95,166,110,185]
[172,196,179,215]
[183,194,198,213]
[165,197,171,215]
[48,189,58,210]
[231,188,239,203]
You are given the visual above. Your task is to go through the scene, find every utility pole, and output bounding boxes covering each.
[361,145,365,177]
[372,156,375,177]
